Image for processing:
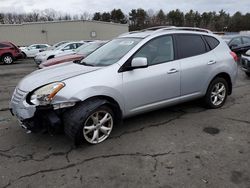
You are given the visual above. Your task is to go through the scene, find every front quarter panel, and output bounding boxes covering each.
[53,63,125,113]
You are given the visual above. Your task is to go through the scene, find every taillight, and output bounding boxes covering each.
[230,51,238,62]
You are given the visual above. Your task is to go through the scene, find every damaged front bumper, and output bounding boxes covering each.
[10,87,75,133]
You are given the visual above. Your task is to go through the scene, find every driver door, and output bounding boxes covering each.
[122,35,180,115]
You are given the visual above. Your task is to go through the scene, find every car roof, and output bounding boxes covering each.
[118,26,213,39]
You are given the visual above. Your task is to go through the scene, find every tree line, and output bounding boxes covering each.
[0,8,249,32]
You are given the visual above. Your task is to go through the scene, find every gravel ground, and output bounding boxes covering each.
[0,59,249,188]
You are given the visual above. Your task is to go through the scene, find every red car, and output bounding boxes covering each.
[0,41,23,64]
[39,41,106,68]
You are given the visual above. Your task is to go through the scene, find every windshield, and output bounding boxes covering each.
[79,38,141,66]
[54,43,69,51]
[76,42,104,55]
[54,41,68,48]
[74,43,91,53]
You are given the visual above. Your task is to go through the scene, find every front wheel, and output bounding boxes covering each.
[63,101,115,145]
[2,54,13,64]
[204,77,229,109]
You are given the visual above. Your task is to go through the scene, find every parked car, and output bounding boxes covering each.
[0,41,23,64]
[46,41,69,51]
[241,50,250,77]
[20,44,50,58]
[10,27,238,145]
[39,41,107,68]
[223,35,250,55]
[34,42,84,65]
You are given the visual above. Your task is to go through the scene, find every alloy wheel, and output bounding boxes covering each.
[83,110,113,144]
[3,56,13,64]
[210,82,226,106]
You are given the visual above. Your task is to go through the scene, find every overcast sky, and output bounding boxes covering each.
[0,0,248,15]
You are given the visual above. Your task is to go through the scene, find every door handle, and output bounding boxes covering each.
[167,68,178,74]
[207,60,216,65]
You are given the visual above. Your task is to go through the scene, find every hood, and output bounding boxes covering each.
[41,54,84,67]
[17,62,101,91]
[36,50,59,57]
[55,50,75,57]
[19,47,27,50]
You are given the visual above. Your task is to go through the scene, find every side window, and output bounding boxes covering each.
[134,35,174,66]
[176,34,207,59]
[63,44,71,50]
[68,43,76,49]
[0,43,9,48]
[39,45,47,49]
[204,35,220,50]
[229,37,242,46]
[242,37,250,44]
[76,43,82,48]
[72,43,78,49]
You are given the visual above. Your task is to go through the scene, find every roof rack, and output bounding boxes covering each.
[143,26,212,33]
[119,26,212,37]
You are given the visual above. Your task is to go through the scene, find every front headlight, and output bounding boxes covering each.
[29,82,65,105]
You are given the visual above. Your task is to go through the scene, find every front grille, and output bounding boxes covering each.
[11,88,28,104]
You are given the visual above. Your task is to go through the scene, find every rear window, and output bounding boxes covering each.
[0,43,10,48]
[176,34,207,59]
[204,36,220,50]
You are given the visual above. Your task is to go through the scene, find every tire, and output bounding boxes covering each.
[2,54,13,64]
[22,52,27,58]
[204,77,229,109]
[245,72,250,77]
[63,100,115,145]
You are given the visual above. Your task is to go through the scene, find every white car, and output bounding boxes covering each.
[34,42,84,65]
[20,44,50,58]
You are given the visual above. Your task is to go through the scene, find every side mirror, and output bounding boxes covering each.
[131,57,148,69]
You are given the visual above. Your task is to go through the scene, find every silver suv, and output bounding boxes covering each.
[10,27,238,145]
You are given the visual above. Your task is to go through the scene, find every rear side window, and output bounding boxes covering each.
[204,36,220,50]
[242,37,250,44]
[176,34,207,59]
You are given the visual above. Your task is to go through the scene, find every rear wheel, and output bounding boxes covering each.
[204,77,228,109]
[63,100,115,145]
[2,54,13,64]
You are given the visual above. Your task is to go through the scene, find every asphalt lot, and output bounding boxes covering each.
[0,59,250,188]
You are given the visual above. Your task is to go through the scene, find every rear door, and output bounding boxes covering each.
[175,34,214,96]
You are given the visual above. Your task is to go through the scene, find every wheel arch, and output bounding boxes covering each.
[1,52,13,58]
[47,55,55,60]
[78,95,123,124]
[210,72,232,95]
